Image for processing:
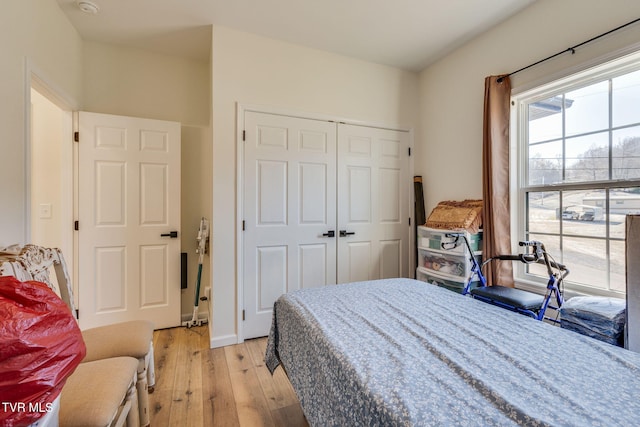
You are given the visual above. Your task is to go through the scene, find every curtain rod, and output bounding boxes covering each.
[498,17,640,83]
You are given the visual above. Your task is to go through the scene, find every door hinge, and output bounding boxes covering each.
[75,309,79,319]
[242,310,245,321]
[408,147,411,156]
[74,220,79,231]
[74,131,79,142]
[409,217,411,226]
[242,220,245,231]
[242,130,246,141]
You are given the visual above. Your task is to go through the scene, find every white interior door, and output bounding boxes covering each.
[78,111,181,330]
[337,124,410,283]
[243,111,337,339]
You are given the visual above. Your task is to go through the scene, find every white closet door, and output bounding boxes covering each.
[337,124,410,284]
[243,112,337,339]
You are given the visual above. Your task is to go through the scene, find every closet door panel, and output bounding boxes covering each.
[257,160,288,225]
[243,112,337,339]
[345,241,372,283]
[337,124,410,284]
[346,166,372,222]
[380,240,402,279]
[299,162,328,224]
[299,243,329,289]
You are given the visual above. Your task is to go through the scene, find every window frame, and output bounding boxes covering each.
[510,50,640,297]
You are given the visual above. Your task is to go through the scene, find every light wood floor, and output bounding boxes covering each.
[150,326,309,427]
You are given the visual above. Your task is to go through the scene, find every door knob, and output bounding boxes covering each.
[339,230,355,237]
[322,230,335,238]
[161,231,179,238]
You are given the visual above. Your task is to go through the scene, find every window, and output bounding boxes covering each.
[513,51,640,296]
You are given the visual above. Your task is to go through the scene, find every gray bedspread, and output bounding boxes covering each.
[265,278,640,426]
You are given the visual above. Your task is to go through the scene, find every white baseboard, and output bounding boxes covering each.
[181,312,208,323]
[209,334,238,349]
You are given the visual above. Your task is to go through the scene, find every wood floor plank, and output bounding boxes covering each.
[184,327,206,426]
[168,328,204,427]
[166,327,188,424]
[208,346,240,427]
[188,327,206,426]
[245,338,300,411]
[271,403,309,427]
[153,327,178,391]
[150,327,179,425]
[225,344,276,427]
[225,342,254,373]
[149,327,306,427]
[200,327,215,427]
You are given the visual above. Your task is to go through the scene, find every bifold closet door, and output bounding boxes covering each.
[337,124,410,284]
[242,112,411,339]
[243,112,337,339]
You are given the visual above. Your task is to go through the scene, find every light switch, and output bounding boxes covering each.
[39,203,52,219]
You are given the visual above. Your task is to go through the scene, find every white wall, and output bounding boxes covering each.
[30,89,69,252]
[0,0,83,246]
[417,0,640,216]
[82,42,210,126]
[210,26,420,346]
[82,41,212,319]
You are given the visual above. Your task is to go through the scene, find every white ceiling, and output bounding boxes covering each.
[56,0,536,71]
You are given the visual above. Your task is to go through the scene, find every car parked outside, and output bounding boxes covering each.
[579,211,595,221]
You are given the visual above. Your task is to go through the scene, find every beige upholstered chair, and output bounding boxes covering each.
[60,357,140,427]
[0,245,154,427]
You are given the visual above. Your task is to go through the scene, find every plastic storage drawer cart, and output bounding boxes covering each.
[416,226,482,294]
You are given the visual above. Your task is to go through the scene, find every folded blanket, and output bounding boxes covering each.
[560,296,626,323]
[560,296,626,341]
[560,319,624,346]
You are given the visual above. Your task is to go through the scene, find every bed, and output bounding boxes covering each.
[265,278,640,426]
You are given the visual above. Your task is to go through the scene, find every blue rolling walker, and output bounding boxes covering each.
[442,233,569,323]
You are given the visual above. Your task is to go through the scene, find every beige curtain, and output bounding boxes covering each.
[482,75,514,287]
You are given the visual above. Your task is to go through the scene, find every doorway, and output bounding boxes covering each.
[29,83,75,282]
[28,80,183,329]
